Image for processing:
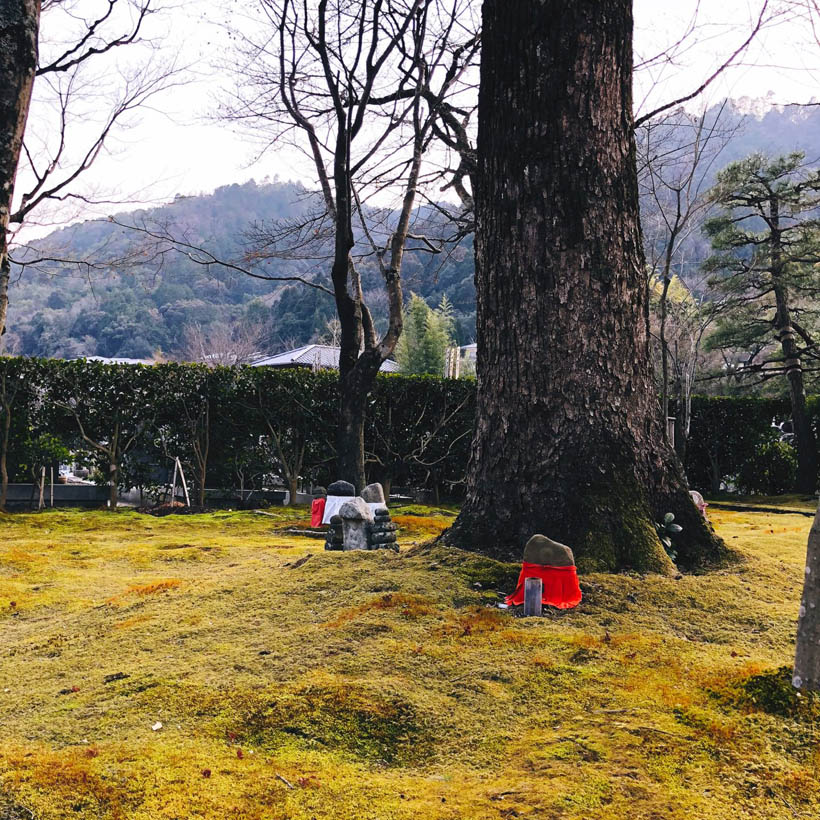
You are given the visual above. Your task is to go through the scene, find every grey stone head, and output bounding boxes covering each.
[522,534,575,567]
[338,497,374,522]
[327,480,356,497]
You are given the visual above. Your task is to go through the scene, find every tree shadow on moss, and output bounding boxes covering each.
[234,681,435,766]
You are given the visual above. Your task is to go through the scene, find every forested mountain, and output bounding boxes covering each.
[5,99,819,360]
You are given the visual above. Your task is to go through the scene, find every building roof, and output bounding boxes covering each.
[251,344,399,372]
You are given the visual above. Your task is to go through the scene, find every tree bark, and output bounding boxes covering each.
[0,0,40,342]
[794,500,820,690]
[287,476,300,506]
[337,351,382,493]
[442,0,723,572]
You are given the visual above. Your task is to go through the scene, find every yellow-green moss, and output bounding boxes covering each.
[0,502,817,819]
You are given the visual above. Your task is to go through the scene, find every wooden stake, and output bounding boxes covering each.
[50,466,54,508]
[38,466,45,510]
[176,457,191,507]
[524,577,543,617]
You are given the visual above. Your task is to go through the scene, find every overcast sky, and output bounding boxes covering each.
[16,0,820,238]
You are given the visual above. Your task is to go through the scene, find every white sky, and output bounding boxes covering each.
[16,0,820,238]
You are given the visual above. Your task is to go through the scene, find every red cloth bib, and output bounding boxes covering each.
[505,563,582,609]
[310,497,326,527]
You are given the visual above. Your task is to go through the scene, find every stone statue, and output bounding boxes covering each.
[322,481,398,551]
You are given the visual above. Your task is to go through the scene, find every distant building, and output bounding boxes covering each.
[460,343,477,365]
[82,356,155,366]
[251,344,399,373]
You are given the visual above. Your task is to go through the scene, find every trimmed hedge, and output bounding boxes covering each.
[684,396,793,494]
[0,358,474,504]
[0,356,816,504]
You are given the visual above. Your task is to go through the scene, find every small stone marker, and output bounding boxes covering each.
[505,534,583,610]
[524,577,543,617]
[322,480,397,551]
[361,482,386,504]
[370,504,398,551]
[324,514,344,551]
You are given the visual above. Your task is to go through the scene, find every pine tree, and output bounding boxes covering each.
[704,152,820,493]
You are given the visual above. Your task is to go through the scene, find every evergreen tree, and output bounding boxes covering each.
[704,152,820,493]
[396,295,455,376]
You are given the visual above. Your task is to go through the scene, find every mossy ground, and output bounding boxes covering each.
[0,501,817,819]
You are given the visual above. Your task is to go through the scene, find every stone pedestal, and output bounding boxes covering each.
[339,497,375,551]
[324,514,344,551]
[369,504,398,551]
[322,481,398,551]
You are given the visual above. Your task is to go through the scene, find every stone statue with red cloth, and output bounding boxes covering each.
[505,534,582,610]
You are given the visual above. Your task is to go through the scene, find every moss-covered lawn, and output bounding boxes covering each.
[0,502,817,819]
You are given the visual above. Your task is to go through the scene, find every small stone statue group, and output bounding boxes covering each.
[323,480,398,552]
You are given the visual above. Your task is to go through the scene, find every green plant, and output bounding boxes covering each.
[655,512,683,561]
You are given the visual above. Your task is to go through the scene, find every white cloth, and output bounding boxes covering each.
[322,495,349,525]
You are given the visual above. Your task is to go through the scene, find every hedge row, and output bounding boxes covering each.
[0,357,474,506]
[684,396,795,493]
[0,356,815,507]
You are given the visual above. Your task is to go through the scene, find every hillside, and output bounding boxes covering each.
[0,501,816,819]
[5,99,820,360]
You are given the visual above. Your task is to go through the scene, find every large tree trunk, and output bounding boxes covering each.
[0,0,40,342]
[442,0,723,572]
[336,377,367,492]
[794,501,820,690]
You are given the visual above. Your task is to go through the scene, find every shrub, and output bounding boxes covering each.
[736,438,798,495]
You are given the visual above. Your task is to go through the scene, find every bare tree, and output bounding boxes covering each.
[1,0,180,345]
[177,321,266,366]
[0,0,40,344]
[219,0,480,490]
[638,103,738,450]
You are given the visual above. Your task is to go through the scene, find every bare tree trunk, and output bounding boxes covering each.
[442,0,723,571]
[794,501,820,690]
[287,476,299,506]
[774,286,815,493]
[337,356,379,492]
[0,0,40,342]
[109,461,119,509]
[108,423,119,509]
[660,277,671,438]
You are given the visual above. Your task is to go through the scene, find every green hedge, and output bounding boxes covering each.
[684,396,793,493]
[0,357,475,504]
[0,356,815,504]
